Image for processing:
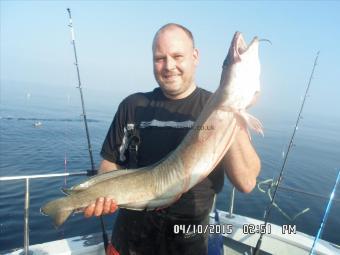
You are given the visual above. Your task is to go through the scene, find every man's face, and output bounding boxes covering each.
[153,27,199,99]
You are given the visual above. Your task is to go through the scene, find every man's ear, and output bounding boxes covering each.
[193,48,199,65]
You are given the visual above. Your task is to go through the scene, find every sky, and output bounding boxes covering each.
[1,1,340,124]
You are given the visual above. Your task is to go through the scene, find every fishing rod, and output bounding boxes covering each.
[66,8,110,253]
[309,170,340,254]
[253,51,320,255]
[66,8,96,176]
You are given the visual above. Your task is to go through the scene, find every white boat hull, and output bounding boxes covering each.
[5,211,340,255]
[217,210,339,255]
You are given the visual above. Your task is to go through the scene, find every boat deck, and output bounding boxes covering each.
[4,211,339,255]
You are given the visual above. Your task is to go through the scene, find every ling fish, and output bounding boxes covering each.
[41,31,263,227]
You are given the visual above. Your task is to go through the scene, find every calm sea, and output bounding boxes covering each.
[0,82,339,252]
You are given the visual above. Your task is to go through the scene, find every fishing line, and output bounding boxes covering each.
[253,51,320,255]
[66,8,109,253]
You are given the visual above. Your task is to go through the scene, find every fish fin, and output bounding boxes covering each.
[246,91,261,109]
[69,169,139,192]
[61,187,82,196]
[119,195,181,211]
[119,201,148,211]
[238,111,264,137]
[62,169,141,197]
[41,197,73,228]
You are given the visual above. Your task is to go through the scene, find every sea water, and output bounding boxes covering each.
[0,81,339,252]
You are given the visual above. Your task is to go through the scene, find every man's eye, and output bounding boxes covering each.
[155,57,165,62]
[174,55,183,60]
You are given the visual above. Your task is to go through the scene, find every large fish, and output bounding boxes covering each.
[41,31,263,227]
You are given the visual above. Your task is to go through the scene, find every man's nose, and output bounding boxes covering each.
[165,56,176,70]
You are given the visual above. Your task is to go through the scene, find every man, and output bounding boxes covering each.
[84,23,260,255]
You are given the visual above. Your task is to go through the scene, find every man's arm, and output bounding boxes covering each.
[83,159,122,217]
[222,126,261,193]
[99,159,123,173]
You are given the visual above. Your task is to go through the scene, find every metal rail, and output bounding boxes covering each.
[228,186,236,218]
[258,179,340,203]
[1,170,337,254]
[23,179,31,255]
[225,176,340,223]
[0,172,88,255]
[0,171,87,181]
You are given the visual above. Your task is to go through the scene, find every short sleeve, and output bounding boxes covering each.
[100,101,128,165]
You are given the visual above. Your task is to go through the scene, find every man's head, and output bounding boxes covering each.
[152,23,199,100]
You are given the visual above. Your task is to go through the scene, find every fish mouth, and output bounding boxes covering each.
[223,31,259,67]
[233,31,259,57]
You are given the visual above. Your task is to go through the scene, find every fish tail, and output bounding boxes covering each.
[41,197,73,227]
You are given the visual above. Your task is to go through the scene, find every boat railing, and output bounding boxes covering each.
[227,177,340,219]
[228,186,236,218]
[0,172,88,255]
[257,177,340,202]
[1,173,339,254]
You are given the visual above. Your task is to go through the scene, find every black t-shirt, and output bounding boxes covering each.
[101,87,224,217]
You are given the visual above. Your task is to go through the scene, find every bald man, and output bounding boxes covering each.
[84,23,260,255]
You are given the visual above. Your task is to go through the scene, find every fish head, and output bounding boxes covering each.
[220,31,261,110]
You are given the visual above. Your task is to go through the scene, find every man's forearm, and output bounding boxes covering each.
[223,127,261,193]
[98,159,123,174]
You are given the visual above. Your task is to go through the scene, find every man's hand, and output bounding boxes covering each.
[84,197,118,217]
[83,160,122,218]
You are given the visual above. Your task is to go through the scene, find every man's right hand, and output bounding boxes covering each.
[84,160,121,218]
[84,197,118,218]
